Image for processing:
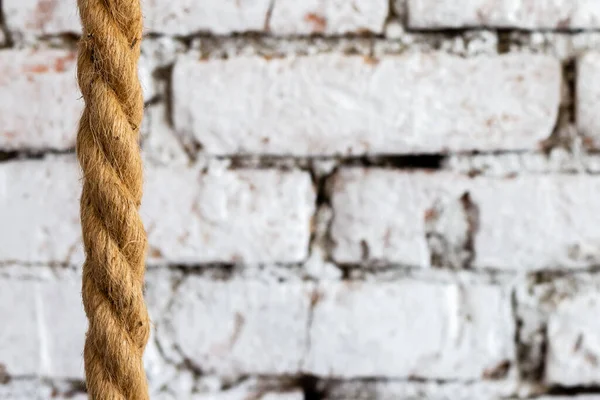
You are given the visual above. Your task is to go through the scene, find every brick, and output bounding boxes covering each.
[0,50,81,150]
[325,381,522,400]
[0,279,38,376]
[38,277,86,379]
[524,275,600,388]
[270,0,388,35]
[194,384,303,400]
[0,159,315,265]
[331,169,600,270]
[3,0,80,36]
[546,286,600,386]
[143,164,315,264]
[144,0,271,35]
[534,398,600,400]
[261,394,303,400]
[142,103,189,165]
[172,53,560,156]
[0,159,83,265]
[197,394,302,400]
[0,380,87,400]
[408,0,600,29]
[4,0,271,36]
[304,281,515,379]
[164,277,313,376]
[5,0,389,37]
[577,52,600,147]
[0,274,85,379]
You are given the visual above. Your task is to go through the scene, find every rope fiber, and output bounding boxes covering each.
[76,0,150,398]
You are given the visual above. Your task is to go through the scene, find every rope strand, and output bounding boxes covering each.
[76,0,150,398]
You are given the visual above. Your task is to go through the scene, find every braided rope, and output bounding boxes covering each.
[76,0,150,398]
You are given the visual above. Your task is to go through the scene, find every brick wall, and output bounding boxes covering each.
[2,1,600,399]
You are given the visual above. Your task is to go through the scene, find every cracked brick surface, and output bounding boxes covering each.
[330,169,600,270]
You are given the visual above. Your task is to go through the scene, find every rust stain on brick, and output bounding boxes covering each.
[304,13,327,32]
[310,288,324,308]
[24,64,50,74]
[149,247,163,258]
[0,363,10,384]
[557,16,572,29]
[54,52,77,73]
[424,207,438,222]
[483,359,511,380]
[363,55,379,66]
[23,53,75,75]
[582,136,596,149]
[355,27,372,36]
[32,0,59,31]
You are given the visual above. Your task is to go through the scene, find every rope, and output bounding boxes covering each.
[76,0,150,398]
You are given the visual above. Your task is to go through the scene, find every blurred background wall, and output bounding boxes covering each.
[2,1,600,399]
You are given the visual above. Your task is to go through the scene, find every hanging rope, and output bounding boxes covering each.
[76,0,150,398]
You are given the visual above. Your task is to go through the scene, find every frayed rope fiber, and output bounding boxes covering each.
[76,0,150,398]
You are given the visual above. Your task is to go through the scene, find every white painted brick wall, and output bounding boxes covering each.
[0,158,83,265]
[3,0,80,36]
[577,52,600,146]
[0,159,314,265]
[3,0,271,36]
[324,381,522,400]
[143,164,315,264]
[195,389,304,400]
[161,276,314,377]
[3,0,600,398]
[38,278,87,379]
[0,380,87,400]
[304,281,515,379]
[3,0,389,36]
[173,53,560,156]
[270,0,389,35]
[517,274,600,390]
[408,0,600,29]
[144,0,272,36]
[0,278,38,376]
[0,50,81,150]
[0,273,85,379]
[0,48,156,152]
[0,267,509,385]
[331,169,600,270]
[546,288,600,386]
[535,398,600,400]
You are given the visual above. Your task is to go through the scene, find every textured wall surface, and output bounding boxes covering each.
[2,0,600,399]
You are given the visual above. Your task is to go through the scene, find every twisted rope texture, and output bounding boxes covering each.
[76,0,150,398]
